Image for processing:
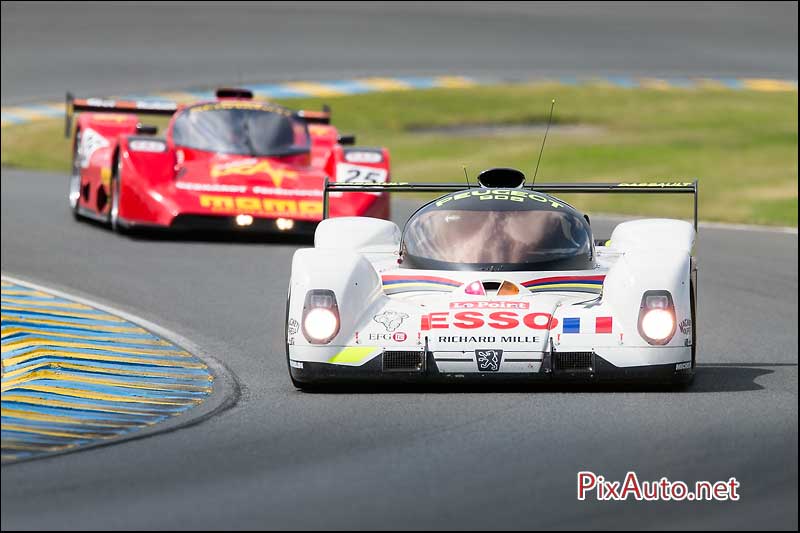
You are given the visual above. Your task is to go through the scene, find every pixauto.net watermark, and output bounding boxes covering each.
[578,471,740,502]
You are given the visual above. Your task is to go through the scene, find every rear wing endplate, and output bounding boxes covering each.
[323,180,699,230]
[64,92,179,137]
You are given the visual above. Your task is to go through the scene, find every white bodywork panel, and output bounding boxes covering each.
[314,217,400,251]
[608,218,695,254]
[288,217,695,372]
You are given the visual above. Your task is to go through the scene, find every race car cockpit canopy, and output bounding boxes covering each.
[400,188,595,271]
[172,101,311,157]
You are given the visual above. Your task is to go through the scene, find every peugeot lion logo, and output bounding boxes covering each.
[476,349,503,372]
[373,311,409,332]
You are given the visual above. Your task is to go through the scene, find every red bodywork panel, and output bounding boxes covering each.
[71,97,391,230]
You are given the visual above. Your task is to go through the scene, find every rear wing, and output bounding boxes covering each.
[323,180,699,230]
[65,91,333,136]
[65,92,179,137]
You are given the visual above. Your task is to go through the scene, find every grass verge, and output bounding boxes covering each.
[2,83,796,226]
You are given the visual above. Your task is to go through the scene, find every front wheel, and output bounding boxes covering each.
[109,155,123,232]
[673,279,697,388]
[68,131,82,218]
[690,278,697,371]
[286,287,305,390]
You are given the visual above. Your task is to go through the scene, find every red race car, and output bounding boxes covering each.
[65,88,391,234]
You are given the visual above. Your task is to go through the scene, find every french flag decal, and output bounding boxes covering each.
[596,317,613,334]
[562,316,613,334]
[563,317,581,334]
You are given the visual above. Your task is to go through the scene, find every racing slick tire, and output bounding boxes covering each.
[689,278,697,377]
[68,130,82,219]
[285,288,316,391]
[671,279,697,388]
[109,153,124,233]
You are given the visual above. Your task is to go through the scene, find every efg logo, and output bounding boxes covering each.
[368,331,409,342]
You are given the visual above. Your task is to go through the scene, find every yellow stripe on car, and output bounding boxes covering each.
[328,346,380,365]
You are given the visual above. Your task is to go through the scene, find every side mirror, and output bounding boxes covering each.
[337,134,356,146]
[136,123,158,135]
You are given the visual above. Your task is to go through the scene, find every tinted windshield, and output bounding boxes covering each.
[401,193,594,271]
[173,103,310,156]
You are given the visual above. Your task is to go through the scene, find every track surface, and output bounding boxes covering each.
[2,170,797,529]
[1,1,798,105]
[1,2,797,530]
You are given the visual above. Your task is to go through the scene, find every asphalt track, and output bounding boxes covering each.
[1,1,798,105]
[1,2,798,530]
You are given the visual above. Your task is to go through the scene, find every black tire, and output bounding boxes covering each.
[672,279,697,388]
[286,287,315,391]
[68,130,82,219]
[690,278,697,370]
[109,153,123,232]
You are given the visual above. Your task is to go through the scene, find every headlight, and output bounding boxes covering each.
[304,308,338,341]
[301,289,340,344]
[638,290,676,345]
[276,218,294,231]
[641,309,675,340]
[235,214,254,227]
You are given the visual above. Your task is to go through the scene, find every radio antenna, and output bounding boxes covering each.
[462,164,471,187]
[530,98,556,189]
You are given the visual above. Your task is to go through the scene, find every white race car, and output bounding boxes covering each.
[286,168,698,388]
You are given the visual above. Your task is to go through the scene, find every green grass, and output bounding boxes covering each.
[2,83,797,226]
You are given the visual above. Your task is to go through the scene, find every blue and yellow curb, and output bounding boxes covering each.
[1,74,796,128]
[1,278,214,463]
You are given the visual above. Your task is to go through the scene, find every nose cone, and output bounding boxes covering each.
[207,156,301,188]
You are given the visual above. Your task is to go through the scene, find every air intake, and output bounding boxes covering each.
[475,167,526,188]
[553,352,594,373]
[382,351,425,372]
[215,87,254,99]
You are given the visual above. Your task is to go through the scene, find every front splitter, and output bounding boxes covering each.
[289,351,694,386]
